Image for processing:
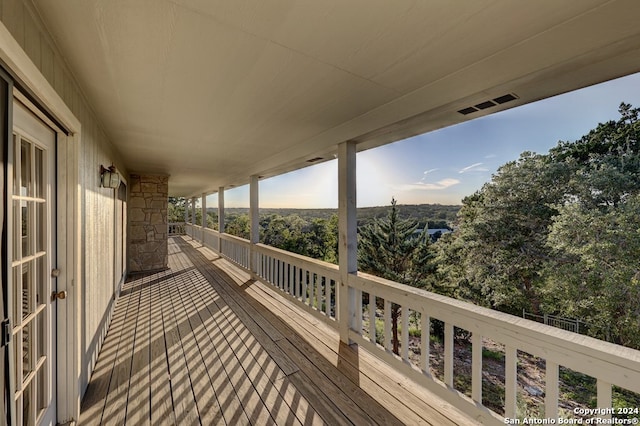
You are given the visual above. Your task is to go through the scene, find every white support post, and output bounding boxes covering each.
[218,186,225,252]
[191,196,197,240]
[184,198,188,223]
[249,175,259,276]
[191,196,196,226]
[338,141,357,344]
[201,193,207,231]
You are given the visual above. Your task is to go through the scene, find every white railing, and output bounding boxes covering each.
[219,232,251,270]
[168,222,186,235]
[254,243,339,324]
[347,272,640,424]
[186,224,339,324]
[183,224,640,425]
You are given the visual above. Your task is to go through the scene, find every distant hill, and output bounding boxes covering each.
[208,204,461,228]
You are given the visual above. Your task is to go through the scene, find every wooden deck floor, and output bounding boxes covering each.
[79,236,474,425]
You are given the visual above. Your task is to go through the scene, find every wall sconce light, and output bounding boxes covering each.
[100,165,121,189]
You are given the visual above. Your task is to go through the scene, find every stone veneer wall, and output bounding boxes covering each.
[128,174,169,272]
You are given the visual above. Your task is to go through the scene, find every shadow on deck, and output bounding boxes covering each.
[79,236,473,425]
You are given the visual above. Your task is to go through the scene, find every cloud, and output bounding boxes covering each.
[459,162,489,173]
[484,154,497,159]
[395,178,461,191]
[420,168,439,182]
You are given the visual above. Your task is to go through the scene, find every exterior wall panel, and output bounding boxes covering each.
[0,0,128,398]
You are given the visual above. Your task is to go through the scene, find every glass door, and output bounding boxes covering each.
[9,100,56,426]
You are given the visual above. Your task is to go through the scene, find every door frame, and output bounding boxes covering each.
[0,21,81,424]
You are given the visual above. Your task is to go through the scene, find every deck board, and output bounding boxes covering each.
[80,236,474,425]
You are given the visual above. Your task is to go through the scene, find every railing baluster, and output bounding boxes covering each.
[322,275,331,317]
[316,274,323,314]
[504,346,517,419]
[352,287,361,330]
[269,256,274,285]
[597,379,612,420]
[471,332,482,403]
[401,306,409,361]
[284,261,290,294]
[444,322,454,387]
[301,269,307,304]
[384,299,392,351]
[545,361,559,420]
[309,272,315,310]
[420,313,430,376]
[272,259,277,287]
[293,265,298,298]
[369,293,377,344]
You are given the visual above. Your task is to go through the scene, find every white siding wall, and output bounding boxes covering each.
[0,0,127,396]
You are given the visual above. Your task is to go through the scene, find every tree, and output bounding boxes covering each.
[446,153,563,315]
[304,216,338,263]
[225,213,250,239]
[358,198,435,354]
[437,103,640,348]
[543,103,640,347]
[545,196,640,347]
[168,197,186,222]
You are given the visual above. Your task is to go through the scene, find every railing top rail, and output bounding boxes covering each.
[202,227,220,235]
[254,243,340,278]
[217,231,251,247]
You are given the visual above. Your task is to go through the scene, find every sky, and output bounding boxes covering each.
[208,72,640,209]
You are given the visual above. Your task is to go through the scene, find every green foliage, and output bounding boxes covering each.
[225,213,250,239]
[481,348,504,361]
[168,197,186,222]
[545,196,640,347]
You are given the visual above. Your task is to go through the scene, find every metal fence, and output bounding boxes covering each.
[523,310,588,334]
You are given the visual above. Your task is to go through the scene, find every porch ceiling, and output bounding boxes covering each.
[32,0,640,196]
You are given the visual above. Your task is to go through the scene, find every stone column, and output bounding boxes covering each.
[128,173,169,273]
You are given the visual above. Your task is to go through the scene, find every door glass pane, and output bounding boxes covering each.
[14,328,21,386]
[22,262,32,319]
[36,256,45,309]
[21,140,31,197]
[13,265,21,324]
[35,147,44,199]
[13,133,18,194]
[23,381,32,426]
[37,364,47,414]
[13,201,20,260]
[37,304,46,360]
[36,202,45,253]
[23,320,33,381]
[21,201,30,257]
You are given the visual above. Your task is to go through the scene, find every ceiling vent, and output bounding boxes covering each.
[475,100,497,110]
[458,107,478,115]
[306,157,323,163]
[457,93,518,115]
